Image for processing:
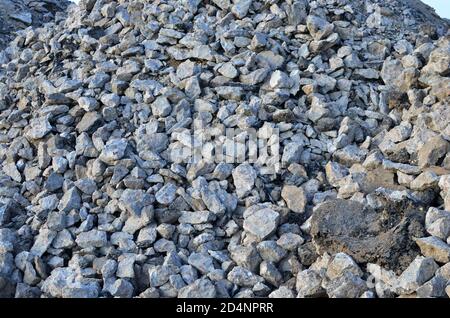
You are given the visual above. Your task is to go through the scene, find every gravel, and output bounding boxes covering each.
[0,0,449,299]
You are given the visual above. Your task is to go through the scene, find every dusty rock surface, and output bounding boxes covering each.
[0,0,71,51]
[0,0,449,298]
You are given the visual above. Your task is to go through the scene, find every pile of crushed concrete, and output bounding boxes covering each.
[0,0,449,298]
[0,0,71,51]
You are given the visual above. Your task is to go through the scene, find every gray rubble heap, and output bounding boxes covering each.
[0,0,450,298]
[0,0,71,51]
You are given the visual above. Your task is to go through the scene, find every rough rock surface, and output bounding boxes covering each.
[0,0,71,51]
[0,0,449,299]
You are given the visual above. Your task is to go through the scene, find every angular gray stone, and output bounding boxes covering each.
[296,269,326,298]
[425,207,450,240]
[30,229,57,257]
[10,12,32,24]
[58,187,81,213]
[120,189,153,216]
[176,60,199,80]
[155,183,177,205]
[3,162,22,182]
[42,268,99,298]
[78,97,99,111]
[326,253,363,280]
[76,230,107,249]
[243,208,280,241]
[179,211,216,224]
[101,93,120,107]
[323,272,368,298]
[281,185,307,213]
[188,253,215,274]
[277,233,304,251]
[239,69,269,85]
[416,275,448,298]
[46,174,64,192]
[99,139,128,164]
[268,286,295,298]
[260,261,282,287]
[417,136,449,168]
[178,278,216,298]
[229,245,261,272]
[27,117,52,140]
[269,70,292,89]
[282,142,303,165]
[218,63,238,79]
[74,179,97,195]
[215,86,243,101]
[257,241,287,263]
[211,0,230,10]
[396,256,439,294]
[231,0,252,19]
[52,229,75,249]
[148,265,171,287]
[410,171,439,191]
[109,279,134,298]
[414,236,450,263]
[306,15,334,40]
[227,266,263,287]
[232,163,256,198]
[76,112,102,133]
[354,68,380,79]
[325,161,349,187]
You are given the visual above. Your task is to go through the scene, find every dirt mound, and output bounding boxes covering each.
[311,197,426,272]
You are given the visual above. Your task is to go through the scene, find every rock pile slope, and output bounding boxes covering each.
[0,0,449,298]
[0,0,71,51]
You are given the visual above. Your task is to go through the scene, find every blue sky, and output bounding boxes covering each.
[422,0,450,18]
